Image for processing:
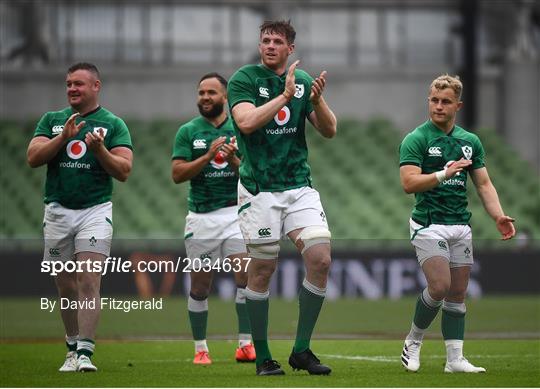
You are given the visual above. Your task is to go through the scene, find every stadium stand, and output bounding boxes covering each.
[1,119,538,249]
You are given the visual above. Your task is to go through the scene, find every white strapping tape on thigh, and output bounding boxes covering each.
[295,226,331,254]
[247,241,280,260]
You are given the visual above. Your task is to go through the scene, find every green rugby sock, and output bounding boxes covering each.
[293,281,325,354]
[235,288,251,334]
[245,288,271,366]
[413,290,441,330]
[442,309,465,340]
[188,295,208,341]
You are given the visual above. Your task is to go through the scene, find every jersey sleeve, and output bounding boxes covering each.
[399,132,425,167]
[228,69,256,109]
[471,134,486,169]
[172,125,192,161]
[33,113,53,138]
[109,118,133,150]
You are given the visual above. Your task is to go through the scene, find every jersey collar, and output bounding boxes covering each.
[428,119,455,136]
[215,116,229,129]
[73,105,102,118]
[258,63,286,78]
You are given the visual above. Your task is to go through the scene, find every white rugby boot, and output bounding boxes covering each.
[401,340,422,372]
[76,355,98,372]
[444,357,486,373]
[58,351,77,372]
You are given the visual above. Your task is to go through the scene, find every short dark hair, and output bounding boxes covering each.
[67,62,100,79]
[199,72,227,89]
[260,20,296,44]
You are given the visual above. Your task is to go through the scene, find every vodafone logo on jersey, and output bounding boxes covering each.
[274,106,291,126]
[210,151,228,170]
[66,140,87,160]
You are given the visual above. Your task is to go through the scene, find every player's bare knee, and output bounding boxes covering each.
[55,275,78,297]
[77,273,101,296]
[429,280,450,301]
[55,282,78,299]
[309,253,331,276]
[234,270,248,286]
[190,285,211,297]
[251,265,275,284]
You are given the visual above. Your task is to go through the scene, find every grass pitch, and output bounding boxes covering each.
[1,296,539,387]
[1,340,539,387]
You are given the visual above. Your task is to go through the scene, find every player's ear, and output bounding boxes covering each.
[456,101,463,111]
[288,43,295,56]
[94,79,102,92]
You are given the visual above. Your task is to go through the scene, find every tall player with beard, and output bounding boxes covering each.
[171,73,255,365]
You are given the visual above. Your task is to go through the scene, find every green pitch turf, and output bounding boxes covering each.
[1,340,539,387]
[1,296,539,387]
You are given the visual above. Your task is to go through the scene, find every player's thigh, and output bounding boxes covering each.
[421,256,451,293]
[43,202,75,262]
[283,187,329,236]
[222,227,247,261]
[184,212,221,270]
[448,225,474,268]
[410,219,451,266]
[237,181,282,243]
[74,202,113,257]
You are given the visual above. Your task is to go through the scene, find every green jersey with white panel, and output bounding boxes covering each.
[172,116,238,213]
[33,106,133,209]
[228,64,315,193]
[399,120,485,225]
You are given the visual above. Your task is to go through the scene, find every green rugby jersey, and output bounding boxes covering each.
[228,64,315,193]
[172,116,238,213]
[399,120,485,226]
[33,106,133,209]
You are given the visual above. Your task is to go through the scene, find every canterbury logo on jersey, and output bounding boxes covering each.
[428,147,442,156]
[52,125,64,134]
[193,139,207,149]
[259,87,270,98]
[258,228,271,237]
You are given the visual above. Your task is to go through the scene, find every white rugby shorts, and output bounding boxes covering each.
[237,182,329,244]
[409,218,473,267]
[43,201,113,262]
[184,205,246,266]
